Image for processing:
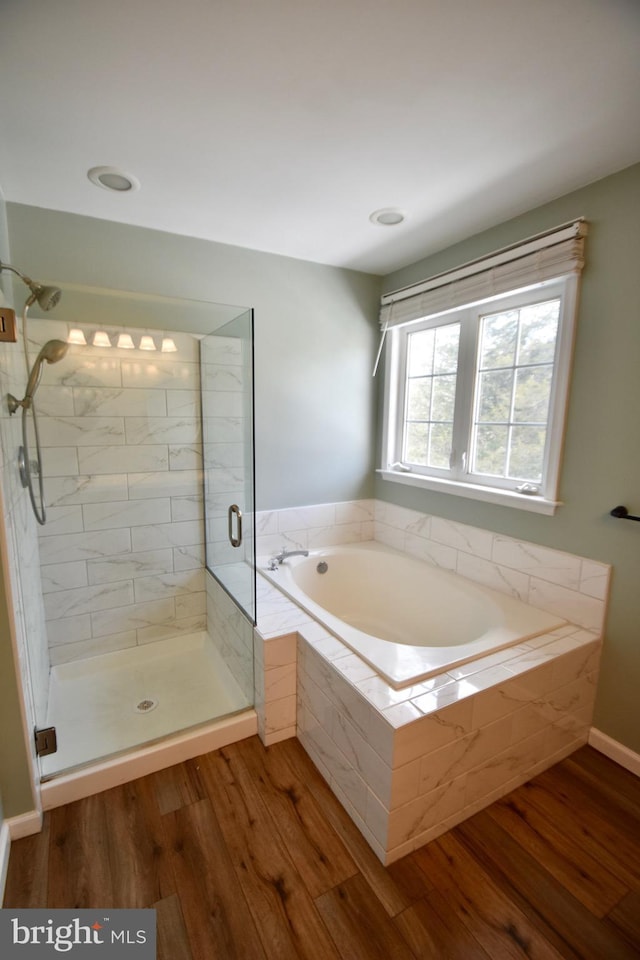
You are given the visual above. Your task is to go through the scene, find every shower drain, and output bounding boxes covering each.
[135,698,158,714]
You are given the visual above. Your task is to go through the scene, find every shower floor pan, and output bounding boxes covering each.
[40,631,253,779]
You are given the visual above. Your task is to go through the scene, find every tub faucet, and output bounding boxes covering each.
[268,548,309,570]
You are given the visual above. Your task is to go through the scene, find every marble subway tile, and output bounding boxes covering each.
[38,416,125,446]
[44,580,134,621]
[403,533,457,570]
[264,695,297,738]
[170,496,204,522]
[166,390,200,417]
[124,416,201,446]
[77,444,169,474]
[528,577,605,632]
[417,714,513,796]
[456,552,530,600]
[91,597,176,638]
[46,613,93,647]
[36,505,84,537]
[83,498,172,531]
[492,536,582,589]
[579,560,611,600]
[38,528,132,564]
[46,474,128,506]
[49,356,123,388]
[277,504,336,533]
[73,386,167,417]
[173,544,204,571]
[393,700,474,767]
[127,469,202,500]
[169,444,203,470]
[37,385,75,417]
[175,591,207,618]
[332,711,393,807]
[42,446,80,477]
[121,360,199,389]
[387,775,467,848]
[87,549,174,585]
[136,613,207,644]
[430,517,494,559]
[40,561,88,594]
[464,729,547,807]
[335,500,375,524]
[49,630,138,666]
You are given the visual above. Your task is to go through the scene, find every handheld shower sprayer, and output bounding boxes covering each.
[1,260,65,525]
[11,339,70,411]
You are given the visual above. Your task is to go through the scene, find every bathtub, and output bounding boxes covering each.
[260,541,566,688]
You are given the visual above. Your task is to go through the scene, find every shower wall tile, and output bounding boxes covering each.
[46,474,129,506]
[35,319,207,663]
[91,597,176,638]
[38,505,85,536]
[78,445,169,474]
[39,416,126,446]
[170,496,204,522]
[41,561,89,594]
[133,570,205,603]
[121,360,199,390]
[38,528,132,564]
[44,580,134,621]
[124,416,201,446]
[44,447,81,476]
[167,390,200,417]
[127,469,201,499]
[168,444,202,470]
[83,497,171,531]
[87,549,174,584]
[131,520,203,551]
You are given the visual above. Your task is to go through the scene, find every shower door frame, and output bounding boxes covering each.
[200,308,257,626]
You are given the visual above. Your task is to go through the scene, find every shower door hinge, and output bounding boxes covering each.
[0,307,17,342]
[34,725,58,757]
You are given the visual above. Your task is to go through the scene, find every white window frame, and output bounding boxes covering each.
[379,274,580,515]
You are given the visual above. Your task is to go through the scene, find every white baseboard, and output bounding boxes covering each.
[0,821,10,905]
[589,727,640,777]
[7,809,43,841]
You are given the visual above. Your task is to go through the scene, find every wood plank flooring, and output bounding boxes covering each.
[4,738,640,959]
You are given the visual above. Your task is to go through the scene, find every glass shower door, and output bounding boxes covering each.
[200,309,256,622]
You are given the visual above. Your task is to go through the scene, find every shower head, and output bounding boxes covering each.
[24,339,69,402]
[0,260,62,311]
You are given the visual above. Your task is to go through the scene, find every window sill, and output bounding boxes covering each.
[377,469,561,515]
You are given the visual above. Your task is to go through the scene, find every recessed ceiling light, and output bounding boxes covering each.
[88,166,140,193]
[369,208,406,226]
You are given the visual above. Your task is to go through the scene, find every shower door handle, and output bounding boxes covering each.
[228,503,243,548]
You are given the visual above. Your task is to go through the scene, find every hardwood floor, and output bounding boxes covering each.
[4,738,640,959]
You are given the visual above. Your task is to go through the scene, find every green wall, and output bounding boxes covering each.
[378,162,640,753]
[7,204,382,510]
[0,187,35,819]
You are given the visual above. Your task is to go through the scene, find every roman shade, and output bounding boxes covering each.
[379,219,587,330]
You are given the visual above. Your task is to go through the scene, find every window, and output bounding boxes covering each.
[379,222,585,514]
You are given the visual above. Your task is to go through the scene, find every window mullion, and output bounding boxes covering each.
[451,308,476,480]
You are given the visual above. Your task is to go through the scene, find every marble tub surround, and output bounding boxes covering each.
[30,318,206,664]
[374,502,610,634]
[253,498,608,863]
[297,617,601,863]
[256,499,375,557]
[253,574,306,745]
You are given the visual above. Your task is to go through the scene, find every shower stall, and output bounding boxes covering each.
[0,277,257,785]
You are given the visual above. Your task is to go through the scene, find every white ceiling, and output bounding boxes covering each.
[1,0,639,275]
